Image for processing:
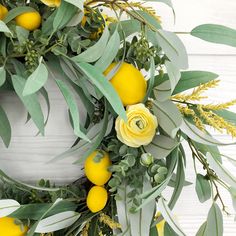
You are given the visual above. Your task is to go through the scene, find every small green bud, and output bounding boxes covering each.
[154,173,165,184]
[140,153,154,167]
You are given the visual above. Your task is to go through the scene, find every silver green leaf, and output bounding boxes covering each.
[72,27,110,63]
[196,221,207,236]
[64,0,84,11]
[76,62,127,121]
[95,29,120,72]
[158,196,186,236]
[195,174,211,203]
[191,24,236,48]
[155,30,188,69]
[35,211,80,233]
[55,79,89,142]
[0,199,20,217]
[206,152,236,189]
[206,202,223,236]
[12,75,45,135]
[144,135,179,159]
[23,60,48,96]
[153,100,182,138]
[0,105,11,147]
[0,20,11,34]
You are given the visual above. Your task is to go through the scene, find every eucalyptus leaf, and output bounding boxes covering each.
[154,80,171,101]
[144,57,155,102]
[35,211,80,233]
[168,153,185,209]
[180,119,235,146]
[214,109,236,126]
[12,75,45,135]
[164,223,178,236]
[53,1,77,31]
[191,24,236,48]
[195,174,211,203]
[0,105,11,147]
[76,62,127,121]
[206,152,236,189]
[229,187,236,220]
[165,60,181,93]
[73,27,110,63]
[95,30,120,71]
[158,197,186,236]
[154,30,188,69]
[206,202,223,236]
[23,61,48,96]
[55,79,89,142]
[196,221,207,236]
[144,135,179,159]
[64,0,84,10]
[0,20,11,34]
[15,26,29,45]
[153,100,182,138]
[0,199,21,217]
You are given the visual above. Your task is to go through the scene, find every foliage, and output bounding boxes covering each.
[0,0,236,235]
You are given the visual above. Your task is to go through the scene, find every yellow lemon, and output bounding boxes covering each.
[0,4,8,20]
[40,0,61,7]
[0,217,28,236]
[86,186,108,213]
[104,62,147,106]
[84,150,112,186]
[15,11,41,31]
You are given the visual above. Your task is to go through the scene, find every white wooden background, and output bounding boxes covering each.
[1,0,236,235]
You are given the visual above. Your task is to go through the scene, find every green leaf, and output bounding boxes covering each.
[144,135,179,159]
[11,75,45,135]
[195,174,211,203]
[206,152,236,189]
[158,197,186,236]
[3,7,36,24]
[134,175,172,211]
[0,200,20,217]
[72,27,110,63]
[95,30,120,71]
[153,100,182,138]
[35,211,80,233]
[0,20,11,34]
[76,62,127,121]
[165,61,181,93]
[168,153,185,209]
[206,203,223,236]
[64,0,84,10]
[154,80,171,102]
[164,223,178,236]
[196,222,207,236]
[15,26,29,45]
[180,119,234,146]
[53,1,77,31]
[154,30,188,69]
[10,201,77,220]
[229,187,236,220]
[55,79,89,142]
[214,109,236,126]
[144,57,155,102]
[191,24,236,47]
[0,105,11,147]
[0,67,6,87]
[23,60,48,96]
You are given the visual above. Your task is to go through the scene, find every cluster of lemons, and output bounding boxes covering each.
[84,150,112,213]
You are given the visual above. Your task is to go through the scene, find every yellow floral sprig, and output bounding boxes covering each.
[173,80,220,102]
[202,99,236,110]
[99,213,121,229]
[81,221,90,236]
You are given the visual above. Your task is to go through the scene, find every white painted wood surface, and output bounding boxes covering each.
[0,0,236,235]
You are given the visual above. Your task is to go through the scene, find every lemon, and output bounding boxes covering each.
[0,4,8,20]
[15,11,41,31]
[104,62,147,106]
[84,150,112,186]
[0,217,28,236]
[86,186,108,213]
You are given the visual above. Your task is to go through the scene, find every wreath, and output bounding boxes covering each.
[0,0,236,235]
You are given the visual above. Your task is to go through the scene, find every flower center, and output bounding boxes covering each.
[136,119,145,130]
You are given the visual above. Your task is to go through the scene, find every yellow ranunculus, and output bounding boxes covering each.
[115,104,158,147]
[40,0,61,7]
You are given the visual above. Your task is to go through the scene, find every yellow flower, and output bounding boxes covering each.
[115,104,158,147]
[40,0,61,7]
